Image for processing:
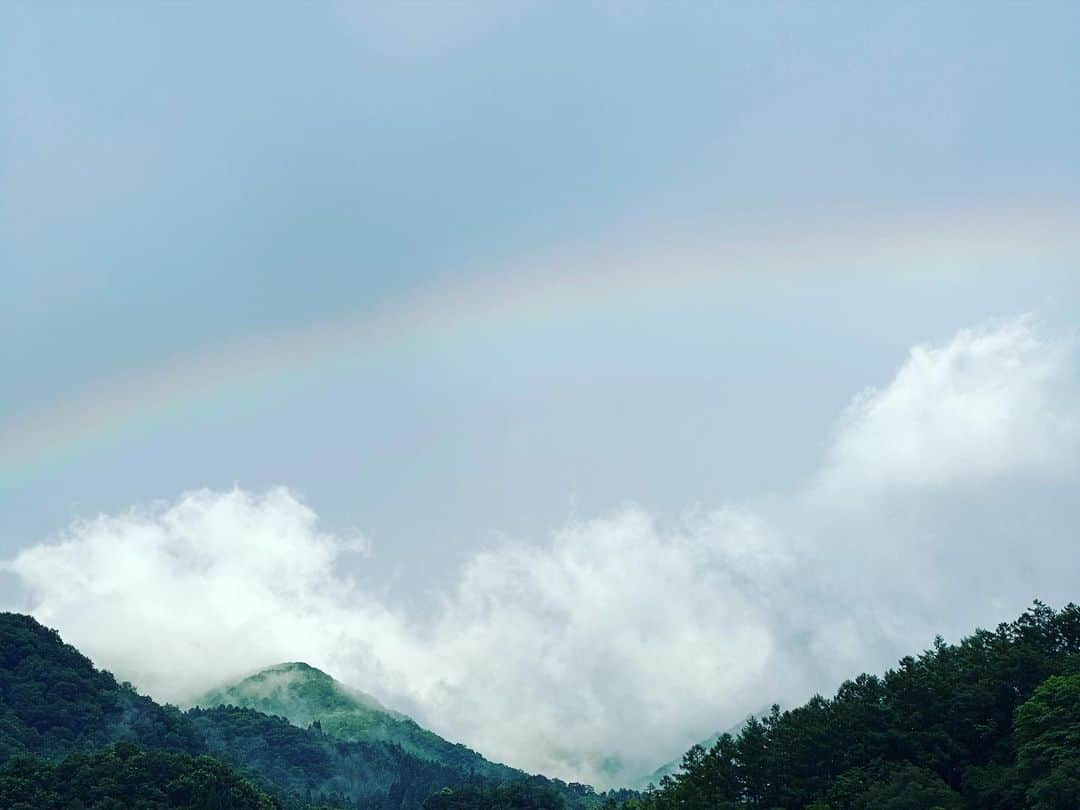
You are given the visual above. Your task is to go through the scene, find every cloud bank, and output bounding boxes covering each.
[5,316,1080,787]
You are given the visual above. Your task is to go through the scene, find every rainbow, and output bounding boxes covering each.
[3,203,1079,492]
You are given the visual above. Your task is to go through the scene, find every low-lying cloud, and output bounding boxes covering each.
[5,315,1080,787]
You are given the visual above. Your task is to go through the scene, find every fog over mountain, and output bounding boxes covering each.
[6,315,1079,787]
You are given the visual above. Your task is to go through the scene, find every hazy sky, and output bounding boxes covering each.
[3,2,1080,788]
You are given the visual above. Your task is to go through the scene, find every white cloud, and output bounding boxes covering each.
[5,315,1080,788]
[4,489,418,703]
[815,315,1078,501]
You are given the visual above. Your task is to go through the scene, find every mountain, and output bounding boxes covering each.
[0,614,494,807]
[193,662,516,780]
[10,603,1080,808]
[0,612,274,808]
[0,612,619,808]
[187,704,486,807]
[0,612,203,763]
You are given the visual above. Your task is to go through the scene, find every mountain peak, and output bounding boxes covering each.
[253,661,335,682]
[194,660,390,722]
[263,661,320,673]
[193,661,518,781]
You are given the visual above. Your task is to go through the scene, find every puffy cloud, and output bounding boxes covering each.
[5,315,1080,787]
[415,507,790,780]
[815,315,1079,501]
[4,488,419,702]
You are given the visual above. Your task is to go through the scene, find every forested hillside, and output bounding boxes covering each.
[4,605,1079,808]
[622,602,1080,810]
[0,743,277,809]
[189,704,489,808]
[194,661,518,781]
[0,612,617,808]
[0,613,202,761]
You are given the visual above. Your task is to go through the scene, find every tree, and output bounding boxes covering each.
[614,603,1080,810]
[850,763,961,809]
[1014,674,1080,809]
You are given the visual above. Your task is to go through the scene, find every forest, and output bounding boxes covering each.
[0,612,618,809]
[623,602,1080,809]
[1,604,1078,808]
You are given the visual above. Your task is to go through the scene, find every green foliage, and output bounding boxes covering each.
[15,603,1080,810]
[0,613,201,764]
[0,611,629,809]
[189,704,485,808]
[621,602,1080,809]
[848,763,961,809]
[635,716,757,790]
[0,742,276,809]
[194,661,519,780]
[1014,673,1080,809]
[0,614,496,808]
[193,664,624,809]
[422,779,565,809]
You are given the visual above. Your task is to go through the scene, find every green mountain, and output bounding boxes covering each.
[193,662,516,780]
[18,601,1080,808]
[0,613,510,807]
[0,612,619,808]
[0,613,203,763]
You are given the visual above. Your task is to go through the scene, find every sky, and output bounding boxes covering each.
[3,1,1080,789]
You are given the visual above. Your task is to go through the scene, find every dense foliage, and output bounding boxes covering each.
[422,779,639,810]
[0,613,201,762]
[624,602,1080,809]
[1013,674,1080,807]
[6,604,1080,808]
[0,742,277,809]
[422,779,565,809]
[190,704,486,808]
[0,612,615,808]
[194,665,624,808]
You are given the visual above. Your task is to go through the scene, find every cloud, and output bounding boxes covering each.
[2,488,422,702]
[5,315,1080,788]
[815,315,1079,500]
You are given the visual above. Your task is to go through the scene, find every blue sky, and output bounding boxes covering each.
[3,2,1080,785]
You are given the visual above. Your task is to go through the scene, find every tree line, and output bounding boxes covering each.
[615,602,1080,809]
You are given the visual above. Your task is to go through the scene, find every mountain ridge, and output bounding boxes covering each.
[191,660,519,781]
[5,603,1080,807]
[0,612,614,808]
